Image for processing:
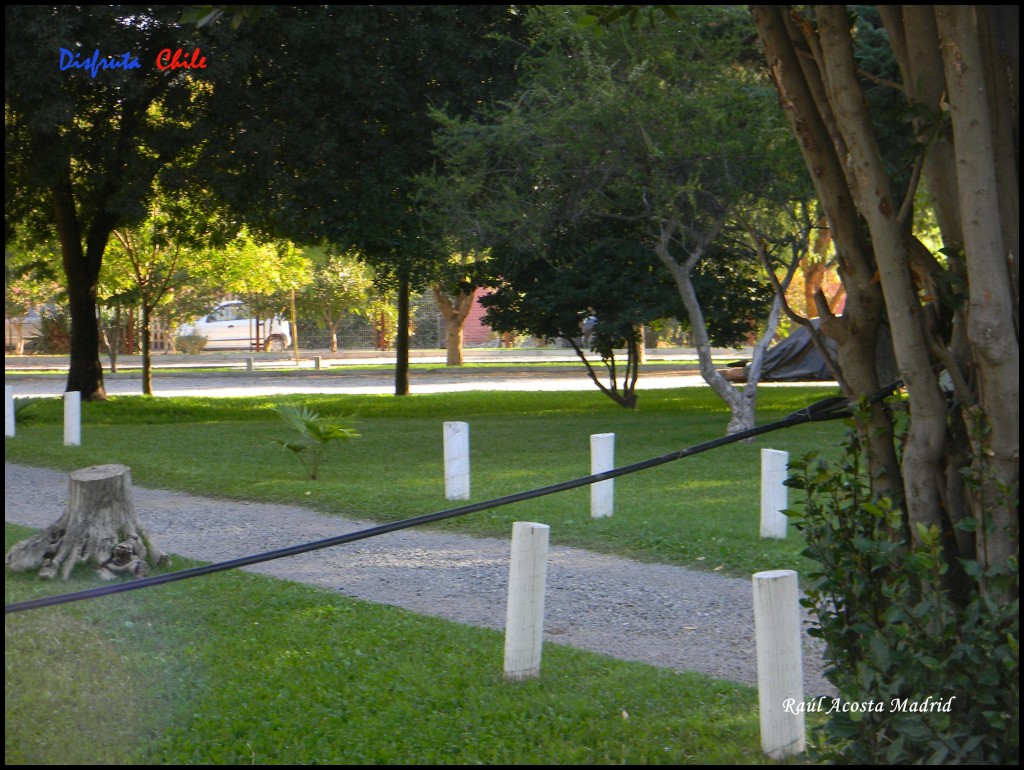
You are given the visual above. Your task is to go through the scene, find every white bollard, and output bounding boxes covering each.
[5,385,14,438]
[760,448,789,539]
[443,421,470,500]
[591,432,615,518]
[315,355,322,371]
[753,569,805,760]
[63,391,81,446]
[504,521,550,681]
[246,357,254,372]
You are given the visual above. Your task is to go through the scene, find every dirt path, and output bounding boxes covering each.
[5,462,835,696]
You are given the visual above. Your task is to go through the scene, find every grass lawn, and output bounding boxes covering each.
[6,523,804,765]
[4,386,845,577]
[5,387,841,764]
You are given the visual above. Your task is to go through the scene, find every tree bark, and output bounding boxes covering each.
[936,5,1020,569]
[52,168,109,401]
[752,5,903,500]
[817,5,949,539]
[395,274,410,396]
[433,285,476,367]
[5,464,169,581]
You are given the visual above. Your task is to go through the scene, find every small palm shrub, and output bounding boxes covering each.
[268,404,360,480]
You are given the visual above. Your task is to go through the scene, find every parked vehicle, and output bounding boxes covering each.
[177,301,291,352]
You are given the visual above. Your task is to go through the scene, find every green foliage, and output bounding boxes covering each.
[268,404,360,481]
[786,426,1019,764]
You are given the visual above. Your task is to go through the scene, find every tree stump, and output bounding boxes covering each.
[5,464,169,581]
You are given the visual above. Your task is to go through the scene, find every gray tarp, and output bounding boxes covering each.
[751,321,838,381]
[722,320,838,382]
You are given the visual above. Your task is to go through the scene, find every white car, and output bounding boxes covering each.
[177,301,291,352]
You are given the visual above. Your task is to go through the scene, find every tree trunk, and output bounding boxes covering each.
[141,302,153,395]
[751,4,903,501]
[935,5,1020,569]
[432,285,476,367]
[818,5,949,539]
[395,274,410,396]
[654,219,757,434]
[5,464,169,581]
[53,170,109,401]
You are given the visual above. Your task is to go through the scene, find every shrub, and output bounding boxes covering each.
[27,306,72,353]
[174,334,207,354]
[786,423,1019,764]
[268,404,360,481]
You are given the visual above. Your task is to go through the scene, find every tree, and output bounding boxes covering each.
[745,6,1018,761]
[297,247,376,354]
[5,240,62,354]
[5,6,238,400]
[481,220,685,408]
[101,184,239,393]
[227,232,310,339]
[190,5,528,395]
[750,3,1018,575]
[430,250,490,367]
[425,6,807,426]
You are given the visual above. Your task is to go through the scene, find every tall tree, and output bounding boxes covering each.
[5,6,235,399]
[425,5,808,427]
[191,5,527,395]
[297,247,376,354]
[750,4,1018,573]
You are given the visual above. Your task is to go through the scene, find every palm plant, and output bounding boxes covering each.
[268,404,360,480]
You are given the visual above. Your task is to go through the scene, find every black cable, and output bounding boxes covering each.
[5,389,883,615]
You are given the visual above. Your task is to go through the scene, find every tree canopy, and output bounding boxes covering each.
[424,5,807,421]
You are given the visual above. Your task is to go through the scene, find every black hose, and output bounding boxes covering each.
[6,389,885,615]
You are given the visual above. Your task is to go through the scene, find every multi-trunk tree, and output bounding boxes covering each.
[746,6,1018,761]
[751,3,1018,578]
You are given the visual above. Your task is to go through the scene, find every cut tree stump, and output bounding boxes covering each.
[6,464,169,581]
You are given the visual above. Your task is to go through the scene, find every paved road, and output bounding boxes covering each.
[5,349,831,398]
[5,361,714,398]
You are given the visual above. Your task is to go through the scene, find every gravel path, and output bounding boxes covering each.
[4,462,835,695]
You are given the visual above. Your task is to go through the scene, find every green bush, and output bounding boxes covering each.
[786,424,1019,764]
[27,306,72,353]
[174,333,207,354]
[268,404,360,480]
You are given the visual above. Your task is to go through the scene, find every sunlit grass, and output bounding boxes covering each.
[4,386,844,578]
[5,524,791,766]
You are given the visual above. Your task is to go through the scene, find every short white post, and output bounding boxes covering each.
[504,521,550,681]
[63,391,81,446]
[753,569,805,760]
[5,385,14,437]
[590,432,615,518]
[443,421,470,500]
[246,357,254,372]
[315,355,322,371]
[760,448,789,539]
